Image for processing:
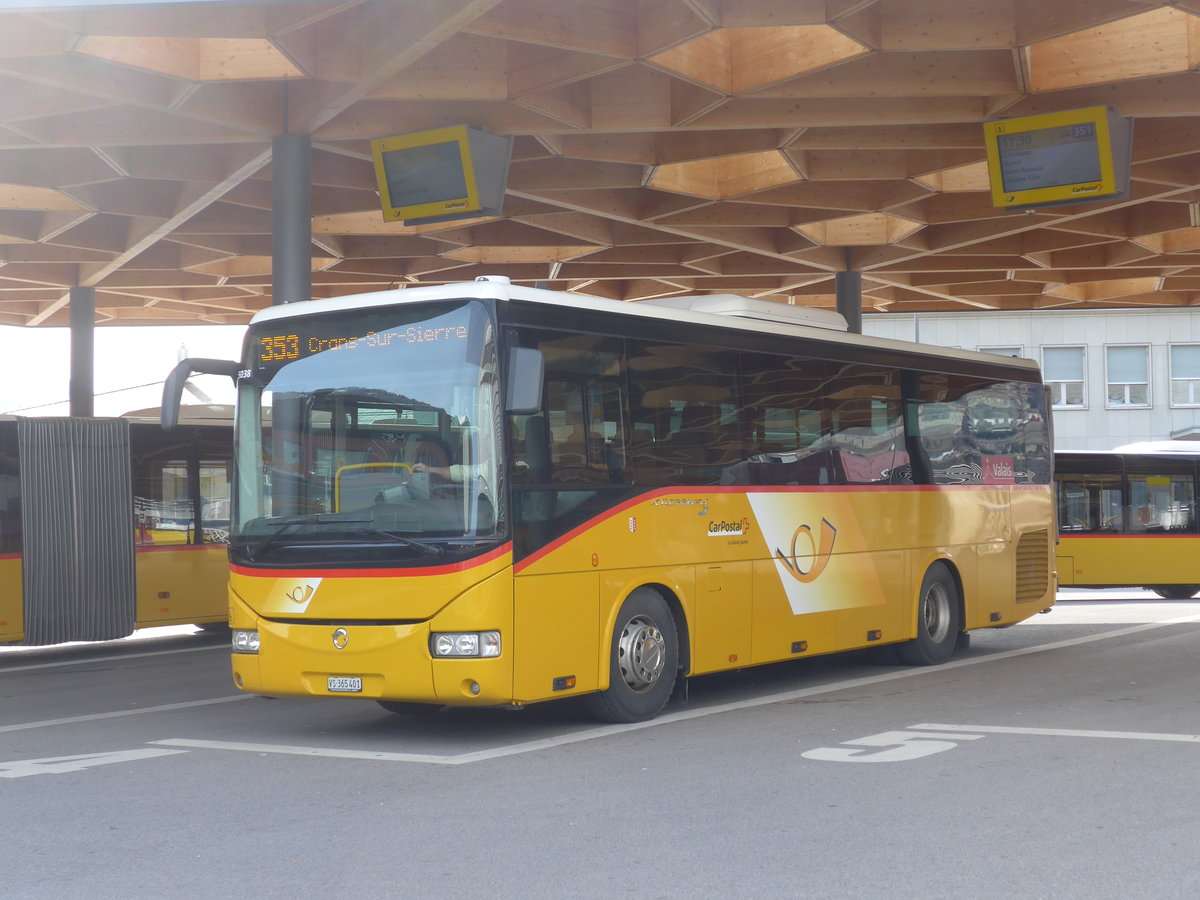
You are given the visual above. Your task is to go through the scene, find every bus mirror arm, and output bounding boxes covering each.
[161,357,240,431]
[506,347,544,415]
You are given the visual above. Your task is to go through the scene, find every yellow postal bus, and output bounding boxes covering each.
[0,413,232,645]
[1055,443,1199,599]
[168,277,1055,722]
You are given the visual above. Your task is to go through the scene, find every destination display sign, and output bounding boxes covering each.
[996,122,1101,193]
[256,323,469,366]
[983,106,1132,211]
[244,301,480,382]
[370,124,513,225]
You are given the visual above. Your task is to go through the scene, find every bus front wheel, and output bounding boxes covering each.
[585,587,678,724]
[1150,585,1200,600]
[897,564,961,666]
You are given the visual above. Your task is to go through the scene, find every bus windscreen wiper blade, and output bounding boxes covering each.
[247,514,369,560]
[363,528,445,558]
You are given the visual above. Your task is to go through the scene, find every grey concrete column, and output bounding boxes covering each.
[271,133,312,305]
[835,270,862,334]
[69,286,95,417]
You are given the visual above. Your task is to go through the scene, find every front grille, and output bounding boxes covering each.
[1015,529,1050,602]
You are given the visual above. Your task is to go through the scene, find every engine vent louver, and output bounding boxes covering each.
[1015,529,1050,603]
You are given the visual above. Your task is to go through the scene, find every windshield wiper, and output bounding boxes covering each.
[362,528,445,558]
[244,515,446,560]
[245,514,369,560]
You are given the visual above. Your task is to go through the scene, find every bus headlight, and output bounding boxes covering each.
[431,631,501,658]
[232,629,260,654]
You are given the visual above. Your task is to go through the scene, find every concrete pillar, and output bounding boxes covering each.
[835,270,862,334]
[69,286,95,417]
[271,133,312,305]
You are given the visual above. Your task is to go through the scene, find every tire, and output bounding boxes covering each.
[1150,585,1200,600]
[584,587,679,723]
[896,564,962,666]
[377,700,443,716]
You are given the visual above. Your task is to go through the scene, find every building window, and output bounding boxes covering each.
[1105,345,1150,407]
[1170,344,1200,407]
[980,346,1023,358]
[1043,346,1086,408]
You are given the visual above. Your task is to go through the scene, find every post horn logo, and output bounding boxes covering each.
[775,518,838,583]
[287,585,314,606]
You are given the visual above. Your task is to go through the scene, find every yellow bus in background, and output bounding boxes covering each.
[1055,443,1199,599]
[169,277,1055,722]
[0,412,232,645]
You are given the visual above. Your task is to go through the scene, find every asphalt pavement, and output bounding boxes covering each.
[1,589,1198,900]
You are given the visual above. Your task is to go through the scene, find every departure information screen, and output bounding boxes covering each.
[997,122,1102,193]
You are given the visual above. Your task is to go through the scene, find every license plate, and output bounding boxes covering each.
[327,676,363,693]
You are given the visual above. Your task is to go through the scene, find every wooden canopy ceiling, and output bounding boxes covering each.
[3,0,1200,326]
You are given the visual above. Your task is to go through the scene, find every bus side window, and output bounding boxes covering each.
[826,362,903,484]
[198,459,231,544]
[626,341,740,486]
[1056,476,1121,533]
[131,426,209,546]
[1057,480,1088,531]
[521,414,551,482]
[1126,472,1195,533]
[913,374,1043,486]
[0,426,20,556]
[545,378,606,483]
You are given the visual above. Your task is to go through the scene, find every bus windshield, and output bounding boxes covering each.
[231,299,504,566]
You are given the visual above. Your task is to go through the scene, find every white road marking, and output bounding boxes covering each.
[0,643,223,673]
[0,748,189,778]
[911,723,1200,743]
[802,721,1200,765]
[801,729,986,763]
[0,696,249,734]
[152,739,457,765]
[150,611,1200,765]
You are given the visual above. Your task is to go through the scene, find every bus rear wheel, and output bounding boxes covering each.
[584,587,678,724]
[1150,585,1200,600]
[896,564,961,666]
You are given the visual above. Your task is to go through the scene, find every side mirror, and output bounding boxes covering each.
[162,358,240,430]
[505,347,543,415]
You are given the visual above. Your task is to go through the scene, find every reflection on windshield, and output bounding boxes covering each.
[232,300,504,565]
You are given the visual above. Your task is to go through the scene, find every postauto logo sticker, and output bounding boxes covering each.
[747,493,881,616]
[707,516,751,537]
[775,518,837,583]
[261,578,322,614]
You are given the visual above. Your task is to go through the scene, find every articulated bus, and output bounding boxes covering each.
[168,277,1055,722]
[1055,442,1199,599]
[0,410,232,645]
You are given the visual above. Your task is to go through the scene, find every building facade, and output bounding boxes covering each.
[862,308,1200,451]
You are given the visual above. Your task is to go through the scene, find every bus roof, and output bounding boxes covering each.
[0,406,231,426]
[251,276,1042,376]
[121,404,233,425]
[1110,440,1200,455]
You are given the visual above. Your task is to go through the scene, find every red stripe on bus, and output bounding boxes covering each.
[136,543,226,553]
[229,542,512,579]
[1058,533,1194,538]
